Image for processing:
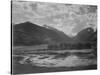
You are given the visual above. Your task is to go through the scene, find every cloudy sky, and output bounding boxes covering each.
[12,0,97,37]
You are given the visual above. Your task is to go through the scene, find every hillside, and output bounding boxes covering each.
[13,22,71,46]
[73,28,97,43]
[13,22,97,46]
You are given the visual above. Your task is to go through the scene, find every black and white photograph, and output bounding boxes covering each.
[12,0,97,74]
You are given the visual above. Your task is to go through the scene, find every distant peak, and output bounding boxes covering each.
[17,21,41,26]
[25,21,30,23]
[43,25,49,28]
[43,24,59,30]
[24,21,34,24]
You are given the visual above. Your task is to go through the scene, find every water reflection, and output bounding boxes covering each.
[18,53,96,67]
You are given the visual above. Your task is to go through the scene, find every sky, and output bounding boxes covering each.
[12,0,97,37]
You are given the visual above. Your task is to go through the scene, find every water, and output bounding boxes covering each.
[12,49,97,74]
[18,54,96,67]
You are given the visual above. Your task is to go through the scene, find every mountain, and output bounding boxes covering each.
[73,27,97,43]
[13,21,97,46]
[13,22,71,46]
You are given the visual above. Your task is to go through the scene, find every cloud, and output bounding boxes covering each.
[12,1,97,37]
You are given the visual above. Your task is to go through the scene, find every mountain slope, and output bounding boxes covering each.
[13,22,71,46]
[73,27,97,43]
[13,22,97,46]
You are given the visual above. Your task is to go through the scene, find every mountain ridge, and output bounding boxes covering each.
[13,21,97,46]
[13,21,71,46]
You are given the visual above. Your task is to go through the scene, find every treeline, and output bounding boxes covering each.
[47,42,97,50]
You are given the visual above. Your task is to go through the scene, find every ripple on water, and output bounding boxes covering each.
[19,54,96,67]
